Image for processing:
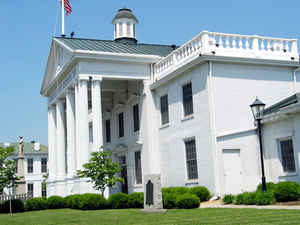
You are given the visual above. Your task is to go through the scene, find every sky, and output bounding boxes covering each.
[0,0,300,146]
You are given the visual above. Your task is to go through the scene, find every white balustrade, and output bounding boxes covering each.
[154,31,298,81]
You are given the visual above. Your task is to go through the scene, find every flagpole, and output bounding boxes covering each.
[61,0,65,37]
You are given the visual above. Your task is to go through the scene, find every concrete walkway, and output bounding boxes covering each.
[200,200,300,210]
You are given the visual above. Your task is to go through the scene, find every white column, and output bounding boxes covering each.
[66,89,76,177]
[56,100,66,179]
[75,76,90,170]
[48,105,57,180]
[92,77,103,152]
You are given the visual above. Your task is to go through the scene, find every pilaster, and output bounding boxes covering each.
[66,89,76,177]
[92,76,104,152]
[56,100,66,179]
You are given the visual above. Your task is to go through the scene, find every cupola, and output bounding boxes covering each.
[112,7,138,44]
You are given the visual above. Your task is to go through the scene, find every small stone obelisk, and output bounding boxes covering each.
[15,137,26,195]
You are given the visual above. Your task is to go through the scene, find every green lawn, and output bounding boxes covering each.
[1,208,300,225]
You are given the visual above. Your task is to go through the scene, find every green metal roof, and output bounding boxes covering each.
[0,142,48,155]
[263,93,300,116]
[55,37,176,57]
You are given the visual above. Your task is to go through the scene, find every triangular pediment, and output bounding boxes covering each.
[40,38,73,96]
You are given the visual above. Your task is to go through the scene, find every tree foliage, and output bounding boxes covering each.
[77,149,123,195]
[0,146,19,192]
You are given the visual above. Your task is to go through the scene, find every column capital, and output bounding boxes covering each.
[78,74,90,81]
[143,79,152,86]
[92,76,103,82]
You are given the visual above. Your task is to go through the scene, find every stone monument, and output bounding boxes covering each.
[141,174,167,213]
[15,137,26,195]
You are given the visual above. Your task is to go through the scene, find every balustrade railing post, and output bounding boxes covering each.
[201,31,210,54]
[252,35,259,53]
[291,40,298,55]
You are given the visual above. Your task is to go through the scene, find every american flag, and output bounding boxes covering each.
[60,0,72,15]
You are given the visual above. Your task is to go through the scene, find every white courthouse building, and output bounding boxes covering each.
[40,7,300,197]
[0,141,48,198]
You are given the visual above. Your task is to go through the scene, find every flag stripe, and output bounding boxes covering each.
[61,0,72,15]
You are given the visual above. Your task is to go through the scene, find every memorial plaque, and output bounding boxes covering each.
[146,180,154,205]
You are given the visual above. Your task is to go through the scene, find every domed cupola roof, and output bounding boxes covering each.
[112,7,139,44]
[112,8,139,24]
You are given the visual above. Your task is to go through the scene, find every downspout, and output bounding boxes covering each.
[293,67,300,93]
[208,61,221,197]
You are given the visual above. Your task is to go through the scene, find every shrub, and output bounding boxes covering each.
[80,194,107,210]
[108,193,129,209]
[223,194,234,204]
[176,193,200,209]
[274,181,300,202]
[162,193,177,209]
[47,196,66,209]
[25,197,48,211]
[162,187,189,195]
[128,192,144,208]
[64,194,107,210]
[2,199,25,213]
[255,191,276,205]
[234,193,244,205]
[242,192,256,205]
[256,182,277,193]
[189,186,211,202]
[64,194,83,209]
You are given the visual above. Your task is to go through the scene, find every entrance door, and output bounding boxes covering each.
[223,149,242,194]
[119,156,128,194]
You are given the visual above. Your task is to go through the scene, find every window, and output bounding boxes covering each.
[119,113,124,138]
[133,104,140,132]
[127,23,131,36]
[89,122,93,143]
[27,183,33,197]
[41,183,47,197]
[106,119,111,143]
[279,138,296,173]
[119,22,123,36]
[185,139,198,179]
[135,151,142,184]
[160,95,169,125]
[27,158,33,173]
[182,82,193,116]
[41,158,47,173]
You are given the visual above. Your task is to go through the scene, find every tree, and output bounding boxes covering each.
[77,148,123,195]
[0,146,19,193]
[0,146,20,215]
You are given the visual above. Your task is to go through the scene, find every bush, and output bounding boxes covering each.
[80,194,107,210]
[162,187,189,195]
[274,181,300,202]
[108,193,129,209]
[176,193,200,209]
[234,193,244,205]
[64,194,83,209]
[189,186,211,202]
[2,199,25,213]
[128,192,144,208]
[223,194,234,204]
[256,182,277,193]
[163,193,177,209]
[64,194,107,210]
[47,196,66,209]
[242,192,256,205]
[25,198,48,211]
[255,191,276,205]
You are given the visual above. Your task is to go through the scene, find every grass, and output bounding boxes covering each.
[1,208,300,225]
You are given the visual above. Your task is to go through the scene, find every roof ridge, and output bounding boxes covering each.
[54,36,176,48]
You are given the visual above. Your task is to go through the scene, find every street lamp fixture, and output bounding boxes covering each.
[250,97,267,192]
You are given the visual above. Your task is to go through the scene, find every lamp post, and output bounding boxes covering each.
[250,97,267,192]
